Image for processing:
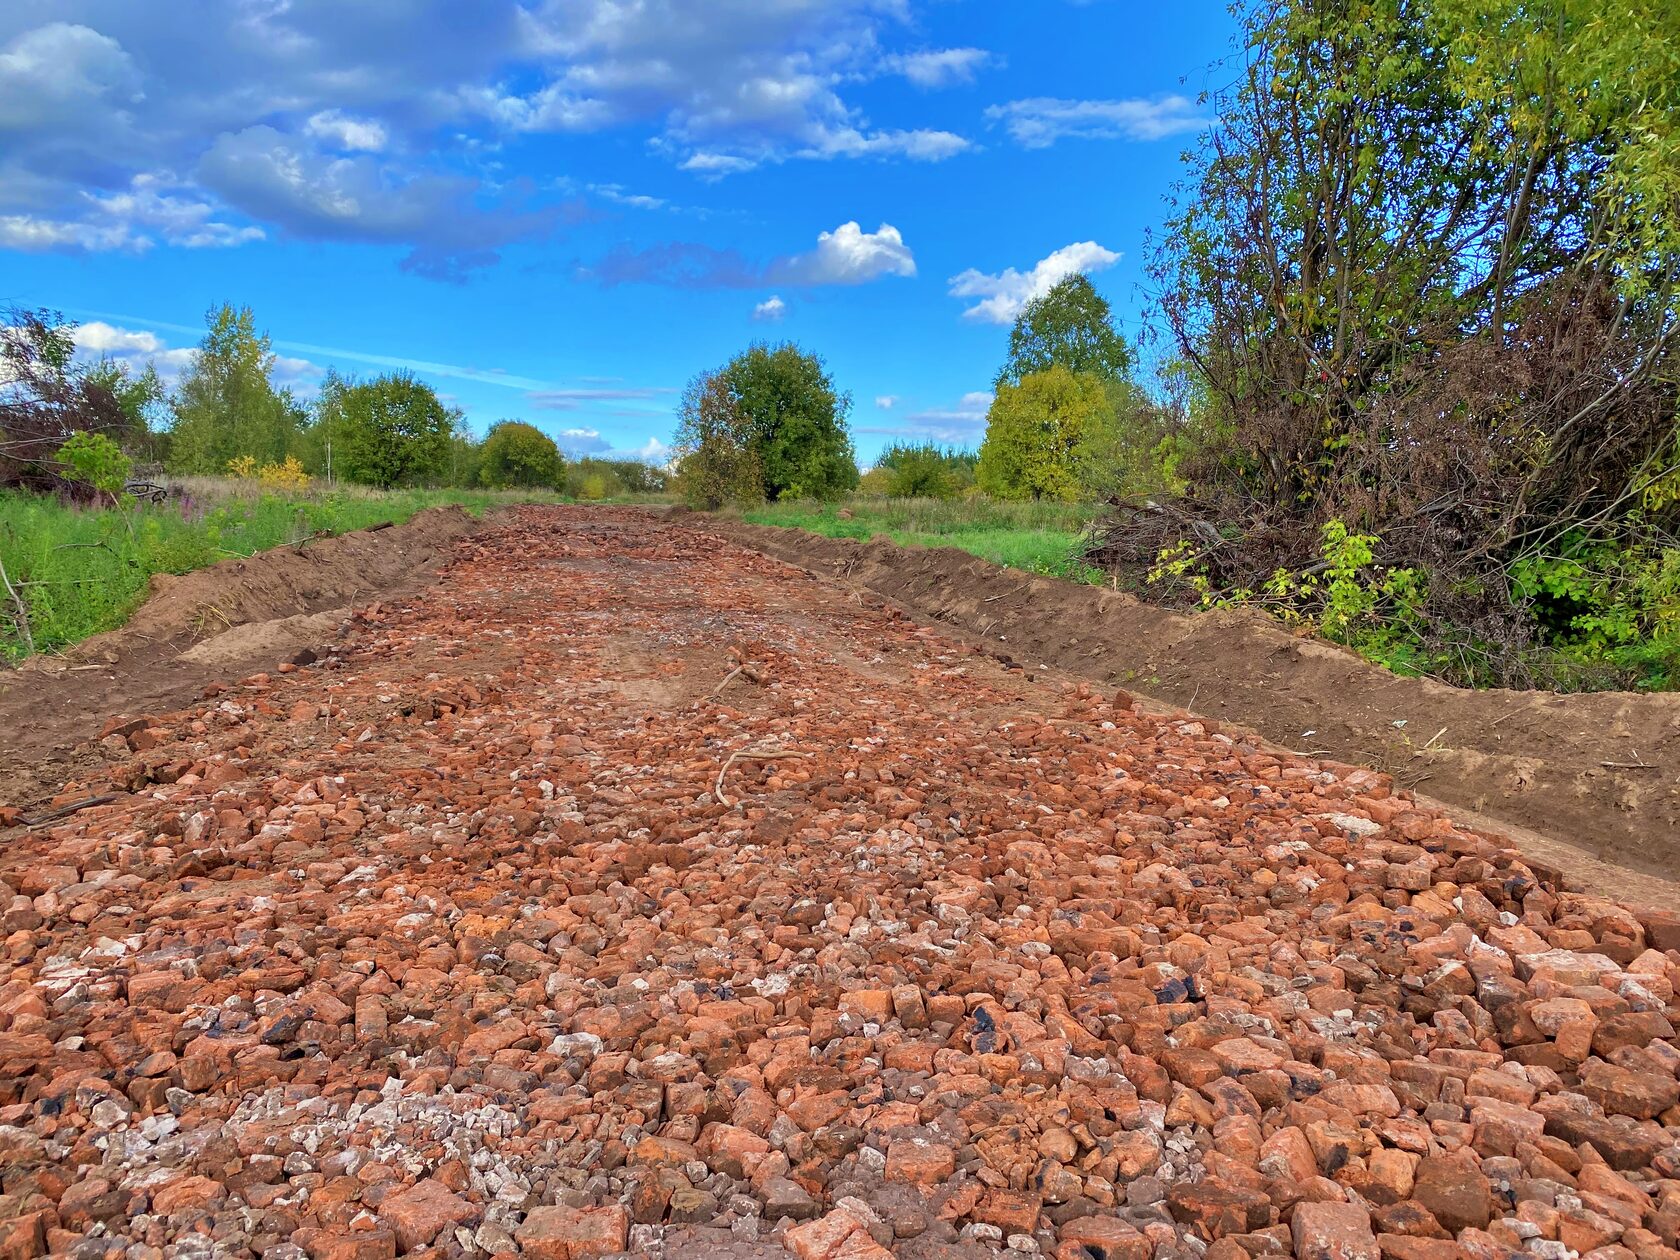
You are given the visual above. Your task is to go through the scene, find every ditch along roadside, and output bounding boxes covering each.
[0,505,483,817]
[709,517,1680,908]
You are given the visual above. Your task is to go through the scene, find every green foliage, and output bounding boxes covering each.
[83,359,166,438]
[1131,0,1680,690]
[1512,536,1680,688]
[167,305,304,475]
[873,444,977,499]
[674,368,765,509]
[711,343,859,501]
[561,458,669,500]
[1151,518,1428,659]
[329,371,456,488]
[977,366,1118,502]
[742,496,1103,583]
[480,421,565,489]
[0,484,562,660]
[55,432,132,498]
[995,275,1134,391]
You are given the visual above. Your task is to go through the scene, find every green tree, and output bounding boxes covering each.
[1,307,134,492]
[976,366,1117,502]
[875,443,977,499]
[445,414,483,487]
[1138,0,1680,687]
[995,275,1133,391]
[717,343,859,500]
[334,371,455,488]
[480,421,564,488]
[83,359,166,454]
[167,304,302,474]
[673,369,763,509]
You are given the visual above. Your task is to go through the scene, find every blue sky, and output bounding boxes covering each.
[0,1,1232,464]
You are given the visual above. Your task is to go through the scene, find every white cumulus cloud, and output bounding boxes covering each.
[0,214,145,253]
[630,437,672,464]
[948,241,1121,325]
[875,395,898,410]
[0,23,142,133]
[70,320,321,389]
[752,295,787,322]
[772,221,915,285]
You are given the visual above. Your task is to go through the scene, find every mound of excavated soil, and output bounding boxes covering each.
[716,520,1680,885]
[0,505,480,810]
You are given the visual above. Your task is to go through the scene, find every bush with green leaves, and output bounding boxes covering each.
[1126,0,1680,689]
[325,371,457,488]
[676,343,858,504]
[479,421,565,489]
[873,444,977,499]
[55,431,132,499]
[976,366,1118,502]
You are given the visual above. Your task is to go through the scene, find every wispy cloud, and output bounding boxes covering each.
[861,390,993,444]
[594,221,915,290]
[882,48,993,89]
[528,386,678,410]
[985,95,1210,148]
[65,308,557,390]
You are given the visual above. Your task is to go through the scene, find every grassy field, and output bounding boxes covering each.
[0,481,568,661]
[739,497,1106,583]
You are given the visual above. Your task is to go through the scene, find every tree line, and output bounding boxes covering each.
[0,303,666,499]
[671,273,1157,509]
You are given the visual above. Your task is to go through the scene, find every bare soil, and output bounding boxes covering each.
[0,505,481,812]
[715,520,1680,889]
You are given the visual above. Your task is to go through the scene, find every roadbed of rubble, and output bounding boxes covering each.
[2,504,1679,1260]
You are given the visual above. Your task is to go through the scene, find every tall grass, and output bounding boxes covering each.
[739,496,1106,583]
[0,484,563,661]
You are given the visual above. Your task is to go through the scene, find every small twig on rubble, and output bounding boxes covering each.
[21,793,121,827]
[1601,758,1657,770]
[713,662,766,697]
[1419,726,1448,751]
[715,745,803,807]
[1489,702,1539,727]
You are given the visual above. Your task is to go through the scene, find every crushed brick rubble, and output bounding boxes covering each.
[3,504,1680,1260]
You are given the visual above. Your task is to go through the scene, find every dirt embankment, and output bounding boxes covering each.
[0,505,481,810]
[715,520,1680,884]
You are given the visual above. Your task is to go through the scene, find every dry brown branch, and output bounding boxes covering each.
[715,745,803,807]
[21,793,121,826]
[0,556,33,657]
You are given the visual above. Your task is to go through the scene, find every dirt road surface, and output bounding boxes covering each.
[3,505,1680,1260]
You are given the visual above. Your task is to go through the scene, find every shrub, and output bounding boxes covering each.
[875,444,977,499]
[480,421,564,489]
[57,432,132,499]
[258,456,311,490]
[977,367,1116,502]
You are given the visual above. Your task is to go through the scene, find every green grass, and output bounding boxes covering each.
[739,496,1106,584]
[0,483,568,661]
